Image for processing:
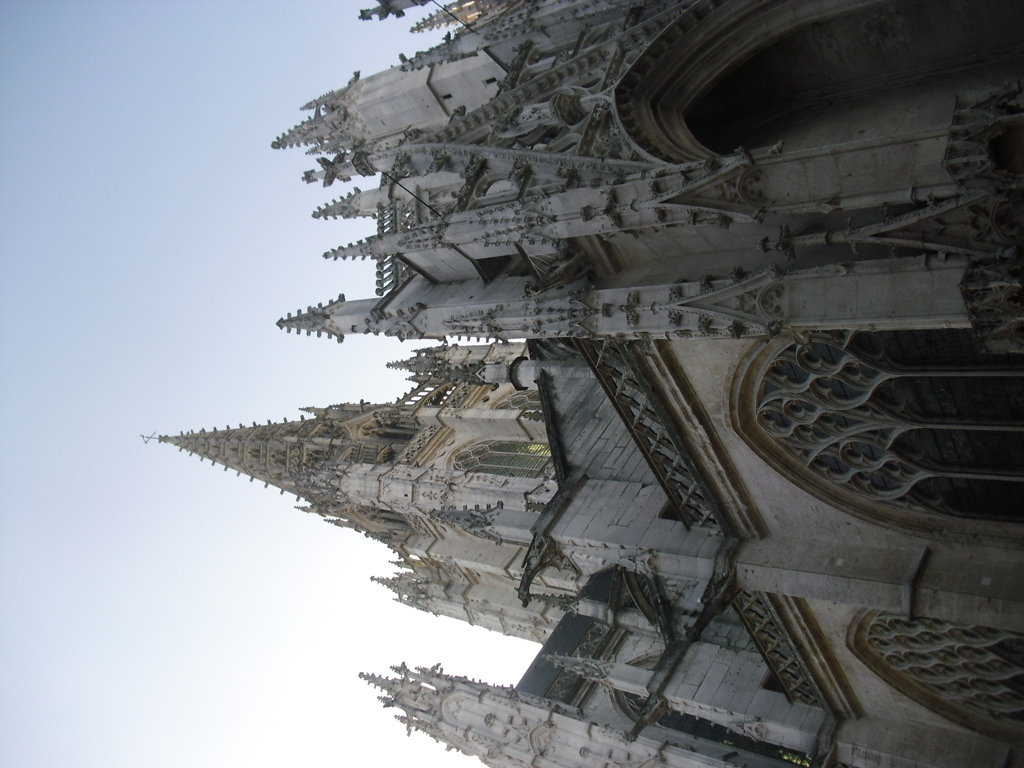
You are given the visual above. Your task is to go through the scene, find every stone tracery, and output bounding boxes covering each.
[756,328,1024,520]
[849,611,1024,743]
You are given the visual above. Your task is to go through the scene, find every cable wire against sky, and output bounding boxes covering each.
[432,0,476,34]
[379,170,445,219]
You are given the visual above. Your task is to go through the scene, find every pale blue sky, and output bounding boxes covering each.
[0,3,539,766]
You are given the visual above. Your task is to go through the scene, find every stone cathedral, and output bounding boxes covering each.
[159,1,1024,766]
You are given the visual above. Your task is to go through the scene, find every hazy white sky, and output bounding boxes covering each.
[0,2,540,766]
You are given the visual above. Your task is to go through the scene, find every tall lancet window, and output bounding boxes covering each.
[756,329,1024,521]
[453,440,552,478]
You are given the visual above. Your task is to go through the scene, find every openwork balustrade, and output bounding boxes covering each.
[732,590,819,707]
[576,339,720,531]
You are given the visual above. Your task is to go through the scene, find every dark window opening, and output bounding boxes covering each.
[684,1,1024,155]
[474,254,513,282]
[762,670,786,693]
[658,498,688,522]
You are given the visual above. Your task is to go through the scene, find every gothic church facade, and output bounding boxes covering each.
[161,1,1024,766]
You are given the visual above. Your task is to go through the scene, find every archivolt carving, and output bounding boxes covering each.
[614,0,872,161]
[849,610,1024,745]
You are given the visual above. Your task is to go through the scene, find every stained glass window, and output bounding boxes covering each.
[453,440,552,478]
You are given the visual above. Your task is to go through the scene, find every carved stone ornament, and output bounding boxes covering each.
[429,504,504,544]
[961,250,1024,353]
[316,153,349,187]
[943,81,1024,192]
[350,148,378,177]
[543,654,613,684]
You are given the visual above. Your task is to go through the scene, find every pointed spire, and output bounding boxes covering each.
[359,670,402,699]
[271,110,345,153]
[360,660,555,757]
[271,83,360,153]
[371,572,432,610]
[299,75,359,114]
[358,662,456,719]
[158,415,352,496]
[387,345,489,384]
[275,298,353,343]
[312,188,366,220]
[323,238,376,261]
[159,403,416,504]
[275,296,386,340]
[387,346,452,379]
[360,662,488,711]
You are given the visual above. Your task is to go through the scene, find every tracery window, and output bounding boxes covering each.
[453,440,552,478]
[849,611,1024,743]
[494,390,542,414]
[756,329,1024,520]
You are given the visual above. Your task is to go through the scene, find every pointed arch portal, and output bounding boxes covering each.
[615,0,1024,162]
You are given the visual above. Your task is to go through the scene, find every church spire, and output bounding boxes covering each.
[159,414,352,497]
[270,74,364,155]
[359,662,600,763]
[158,402,411,499]
[371,573,432,612]
[386,345,493,384]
